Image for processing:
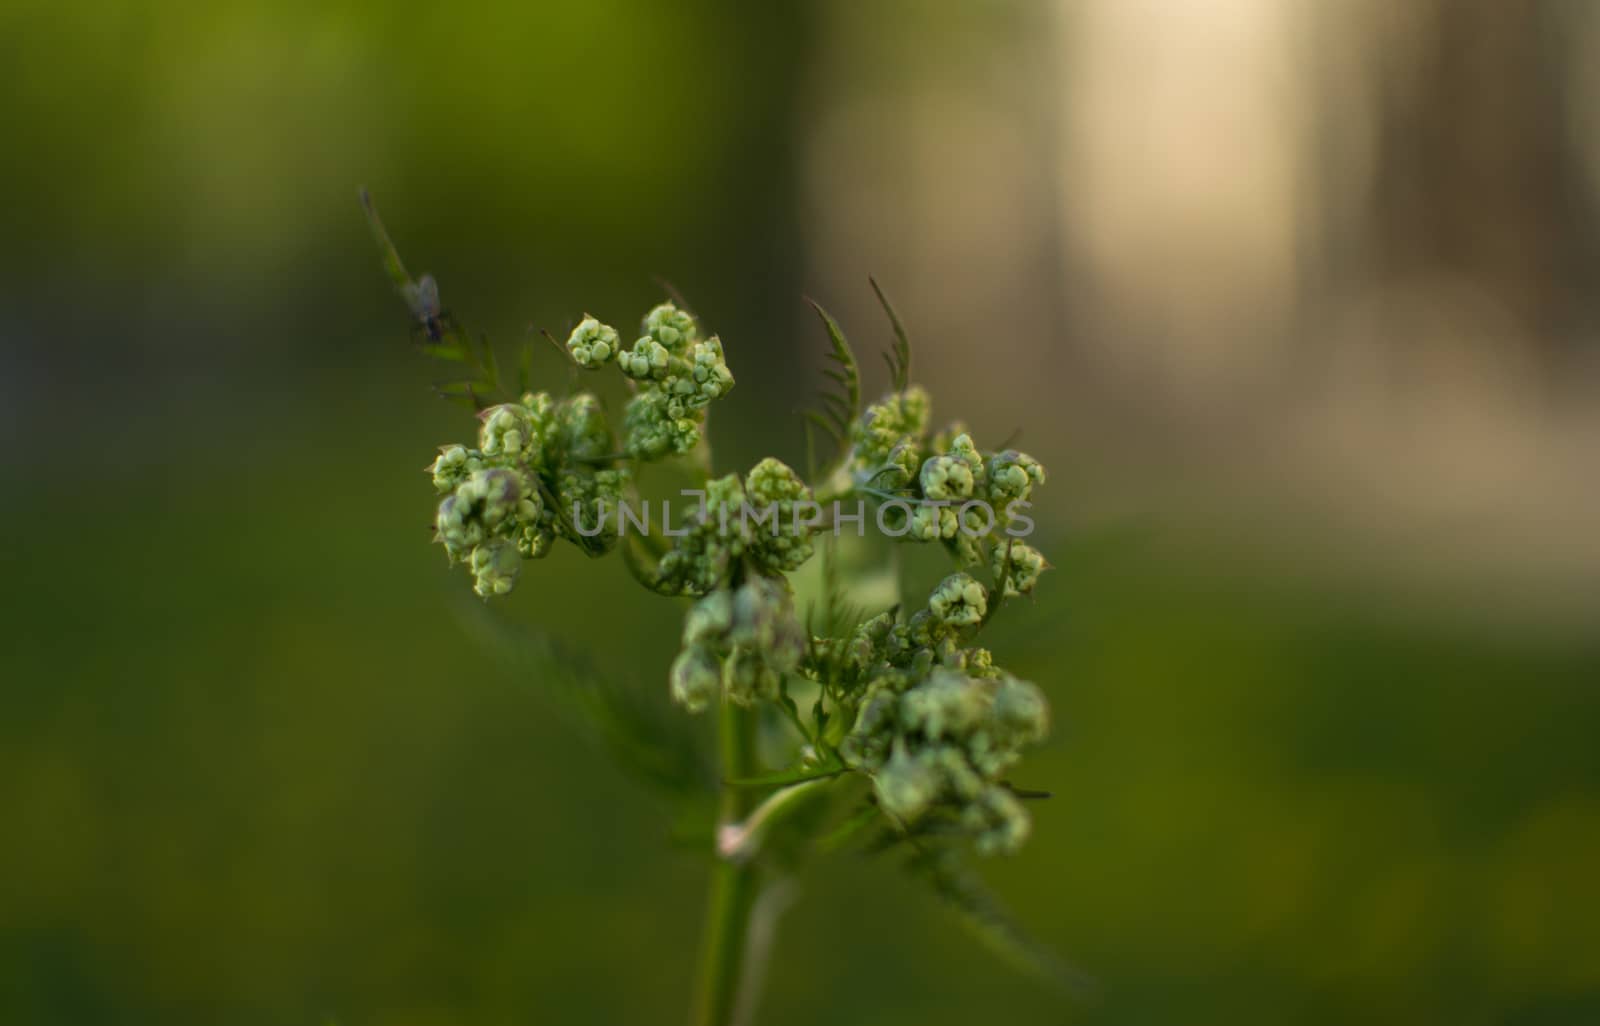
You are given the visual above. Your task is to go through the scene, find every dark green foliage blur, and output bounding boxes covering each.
[3,2,1598,1025]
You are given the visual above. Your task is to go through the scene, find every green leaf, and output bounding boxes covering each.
[869,276,912,392]
[804,299,860,451]
[359,187,410,291]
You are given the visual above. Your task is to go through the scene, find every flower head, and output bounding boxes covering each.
[642,302,700,353]
[928,572,988,628]
[566,316,621,369]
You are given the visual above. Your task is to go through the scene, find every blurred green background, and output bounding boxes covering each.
[4,1,1600,1024]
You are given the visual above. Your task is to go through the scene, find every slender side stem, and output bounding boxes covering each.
[691,702,760,1026]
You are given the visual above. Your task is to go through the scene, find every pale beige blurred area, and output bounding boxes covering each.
[800,0,1600,626]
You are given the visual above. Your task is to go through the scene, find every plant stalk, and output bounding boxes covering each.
[691,701,761,1026]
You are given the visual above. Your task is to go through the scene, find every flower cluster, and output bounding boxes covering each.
[848,387,1049,592]
[564,302,736,460]
[671,575,808,712]
[427,302,742,598]
[822,572,1050,855]
[369,189,1073,1007]
[402,262,1056,859]
[429,390,630,595]
[640,457,816,596]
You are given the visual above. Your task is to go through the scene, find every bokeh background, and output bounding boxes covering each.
[4,1,1600,1023]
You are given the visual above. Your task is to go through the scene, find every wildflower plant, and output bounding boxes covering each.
[363,191,1075,1024]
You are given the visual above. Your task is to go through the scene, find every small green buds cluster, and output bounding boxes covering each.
[919,432,984,502]
[428,390,633,595]
[742,458,816,572]
[845,388,1048,586]
[851,386,931,481]
[618,303,736,459]
[990,539,1047,597]
[387,240,1063,863]
[559,303,736,459]
[986,449,1046,507]
[640,458,817,597]
[818,572,1050,855]
[671,575,807,712]
[565,316,621,370]
[928,572,988,627]
[469,538,523,598]
[423,300,749,597]
[434,466,545,598]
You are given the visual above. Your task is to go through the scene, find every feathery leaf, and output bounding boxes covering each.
[869,276,912,392]
[804,299,861,451]
[360,186,410,291]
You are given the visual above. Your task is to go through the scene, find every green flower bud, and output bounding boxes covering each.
[902,610,944,651]
[919,433,984,502]
[670,645,722,713]
[688,336,735,402]
[705,473,745,511]
[566,316,620,369]
[949,531,985,568]
[991,673,1049,747]
[479,403,537,463]
[852,386,932,469]
[949,432,986,485]
[521,393,560,472]
[556,394,613,463]
[620,337,671,381]
[623,391,700,460]
[469,538,521,598]
[962,646,998,679]
[515,520,556,559]
[874,743,941,824]
[520,391,556,422]
[430,445,481,493]
[436,468,531,558]
[683,590,734,647]
[986,449,1045,506]
[907,503,959,541]
[554,465,628,551]
[900,667,990,741]
[928,572,987,627]
[920,453,975,501]
[846,611,896,671]
[729,576,805,672]
[642,302,700,354]
[744,457,816,572]
[990,540,1047,597]
[840,687,897,770]
[745,457,807,506]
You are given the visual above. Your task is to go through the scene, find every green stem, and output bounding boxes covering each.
[691,702,760,1026]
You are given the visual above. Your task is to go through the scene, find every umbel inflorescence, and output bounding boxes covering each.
[364,191,1068,1007]
[415,284,1052,854]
